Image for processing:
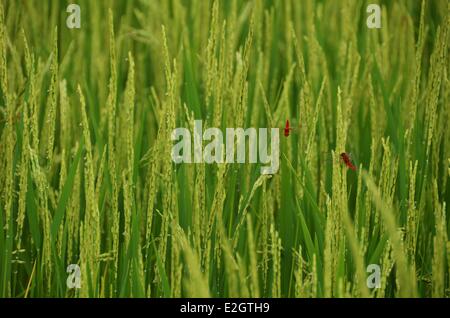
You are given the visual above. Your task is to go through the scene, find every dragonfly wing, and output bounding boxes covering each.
[346,151,360,168]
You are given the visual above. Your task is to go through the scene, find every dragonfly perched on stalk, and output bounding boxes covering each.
[283,119,295,137]
[273,118,302,137]
[339,152,357,171]
[321,151,359,171]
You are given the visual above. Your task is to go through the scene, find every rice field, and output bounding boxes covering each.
[0,0,449,298]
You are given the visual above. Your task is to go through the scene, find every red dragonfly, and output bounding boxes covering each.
[322,151,358,171]
[282,119,302,137]
[284,120,293,137]
[340,152,357,171]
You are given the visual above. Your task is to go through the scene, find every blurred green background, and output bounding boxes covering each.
[0,0,449,298]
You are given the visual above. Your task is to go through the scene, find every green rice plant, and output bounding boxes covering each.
[0,0,448,298]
